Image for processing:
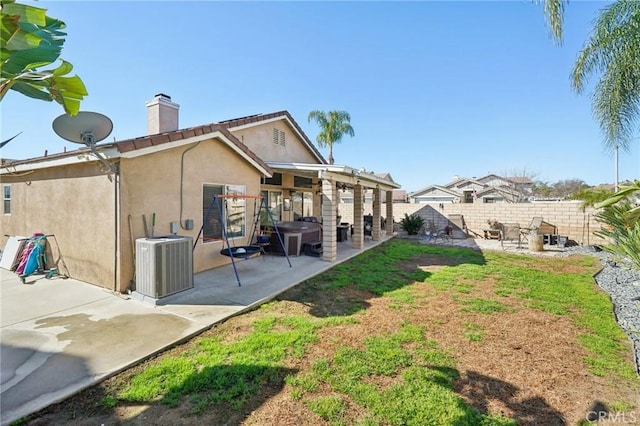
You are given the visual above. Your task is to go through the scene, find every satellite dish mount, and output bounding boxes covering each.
[52,111,117,174]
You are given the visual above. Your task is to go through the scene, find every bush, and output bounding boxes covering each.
[399,213,425,235]
[594,201,640,270]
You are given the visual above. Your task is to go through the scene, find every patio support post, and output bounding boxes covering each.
[385,190,394,235]
[372,187,382,241]
[321,179,337,262]
[353,184,364,249]
[312,178,322,218]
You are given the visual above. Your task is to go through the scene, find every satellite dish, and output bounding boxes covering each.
[52,111,113,146]
[52,111,117,174]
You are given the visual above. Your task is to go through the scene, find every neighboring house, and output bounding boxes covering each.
[477,174,533,202]
[1,94,399,292]
[408,185,463,204]
[409,174,533,204]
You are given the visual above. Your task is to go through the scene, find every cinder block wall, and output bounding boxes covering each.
[338,202,602,246]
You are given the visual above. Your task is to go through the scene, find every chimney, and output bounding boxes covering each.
[146,93,179,135]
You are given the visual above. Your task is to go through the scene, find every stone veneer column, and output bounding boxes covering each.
[353,185,364,249]
[372,187,382,241]
[322,179,337,262]
[386,190,394,235]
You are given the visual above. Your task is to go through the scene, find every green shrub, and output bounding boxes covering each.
[594,201,640,270]
[399,213,425,235]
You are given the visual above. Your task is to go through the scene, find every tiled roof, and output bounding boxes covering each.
[2,110,321,174]
[114,122,271,173]
[1,122,272,175]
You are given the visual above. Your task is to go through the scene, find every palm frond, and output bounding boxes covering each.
[539,0,566,45]
[571,0,640,148]
[594,201,640,268]
[597,180,640,227]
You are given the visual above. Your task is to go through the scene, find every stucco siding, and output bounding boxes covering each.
[118,138,263,292]
[1,162,115,289]
[231,121,318,163]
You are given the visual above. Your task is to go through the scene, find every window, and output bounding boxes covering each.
[3,185,10,214]
[260,190,282,224]
[202,184,246,242]
[293,176,312,189]
[272,128,285,146]
[291,191,313,221]
[263,172,282,186]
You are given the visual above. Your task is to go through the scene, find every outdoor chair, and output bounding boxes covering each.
[424,221,452,243]
[520,217,543,243]
[447,214,468,238]
[501,223,522,250]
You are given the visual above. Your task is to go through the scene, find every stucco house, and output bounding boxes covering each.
[1,94,399,292]
[409,174,532,204]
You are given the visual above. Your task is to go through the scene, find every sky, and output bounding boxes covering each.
[2,0,639,193]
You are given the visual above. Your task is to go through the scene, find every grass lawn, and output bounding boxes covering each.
[22,239,639,425]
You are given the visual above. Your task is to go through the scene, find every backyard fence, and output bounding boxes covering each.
[338,201,601,246]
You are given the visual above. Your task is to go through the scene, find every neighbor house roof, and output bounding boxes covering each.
[475,185,521,198]
[409,185,461,198]
[444,177,484,190]
[476,174,533,186]
[504,176,534,185]
[373,172,396,183]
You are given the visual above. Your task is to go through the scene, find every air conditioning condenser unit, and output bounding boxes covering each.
[135,236,193,299]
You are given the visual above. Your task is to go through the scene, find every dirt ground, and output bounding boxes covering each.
[25,251,639,426]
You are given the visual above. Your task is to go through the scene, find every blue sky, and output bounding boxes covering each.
[2,0,639,192]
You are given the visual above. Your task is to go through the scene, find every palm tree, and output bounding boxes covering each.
[571,0,640,151]
[307,110,355,165]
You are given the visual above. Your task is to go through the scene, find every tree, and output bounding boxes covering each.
[571,1,640,151]
[552,178,586,198]
[307,110,355,165]
[531,180,554,198]
[1,0,87,115]
[538,0,566,45]
[571,185,614,208]
[492,168,538,203]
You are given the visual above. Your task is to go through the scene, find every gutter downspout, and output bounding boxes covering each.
[114,165,120,293]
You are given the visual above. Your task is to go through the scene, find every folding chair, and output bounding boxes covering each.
[520,217,543,244]
[501,223,522,250]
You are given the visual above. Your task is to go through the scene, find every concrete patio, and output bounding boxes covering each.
[0,236,388,425]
